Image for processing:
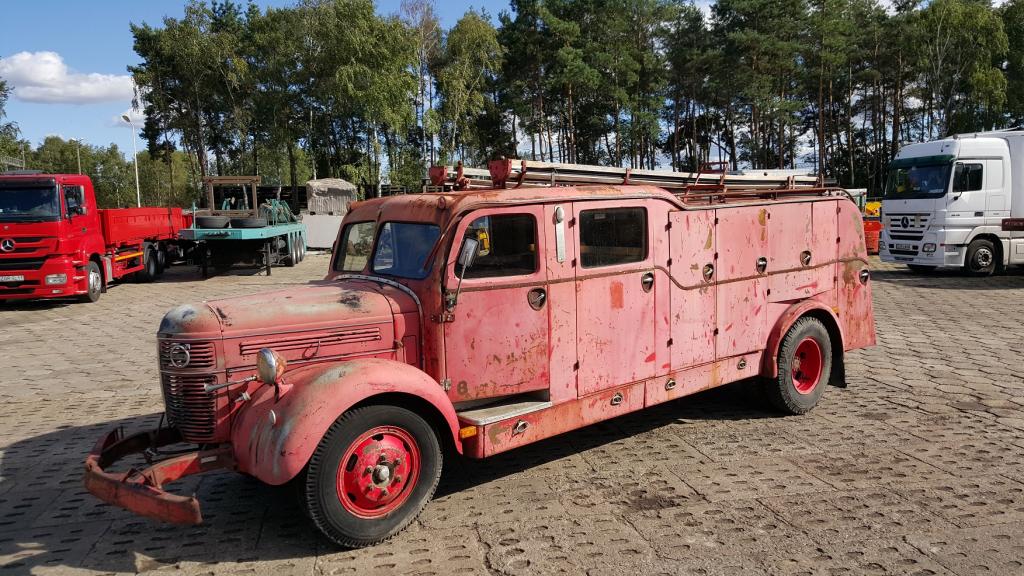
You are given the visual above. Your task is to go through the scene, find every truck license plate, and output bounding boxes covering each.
[894,243,914,251]
[0,275,25,282]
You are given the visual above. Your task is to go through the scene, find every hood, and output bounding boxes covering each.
[206,282,396,337]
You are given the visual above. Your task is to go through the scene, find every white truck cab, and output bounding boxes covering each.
[880,131,1024,275]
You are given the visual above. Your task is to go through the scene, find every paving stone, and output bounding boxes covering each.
[897,475,1024,528]
[674,457,831,502]
[906,522,1024,575]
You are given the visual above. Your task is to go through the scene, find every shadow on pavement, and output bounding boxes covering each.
[0,384,775,574]
[870,264,1024,290]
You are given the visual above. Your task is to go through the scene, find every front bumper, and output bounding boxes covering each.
[0,255,84,300]
[83,426,234,525]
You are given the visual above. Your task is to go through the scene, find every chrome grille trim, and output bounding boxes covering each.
[161,373,217,442]
[159,340,216,369]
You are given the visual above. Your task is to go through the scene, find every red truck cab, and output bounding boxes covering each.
[84,167,876,548]
[0,172,187,303]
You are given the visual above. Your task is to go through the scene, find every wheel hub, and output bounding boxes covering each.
[338,426,419,518]
[791,337,823,395]
[976,249,993,267]
[89,269,101,292]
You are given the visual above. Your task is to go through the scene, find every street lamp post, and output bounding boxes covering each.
[72,139,81,174]
[121,114,141,207]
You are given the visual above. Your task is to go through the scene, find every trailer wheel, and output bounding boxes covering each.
[965,238,997,276]
[766,316,832,415]
[298,234,306,262]
[304,405,441,548]
[231,217,268,229]
[285,234,298,267]
[195,215,230,229]
[155,247,168,274]
[79,262,103,303]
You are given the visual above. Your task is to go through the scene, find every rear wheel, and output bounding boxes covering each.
[304,405,441,548]
[766,317,832,415]
[136,248,159,282]
[965,238,997,276]
[79,261,103,303]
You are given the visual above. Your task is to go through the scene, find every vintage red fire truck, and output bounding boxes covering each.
[0,172,188,303]
[84,160,875,547]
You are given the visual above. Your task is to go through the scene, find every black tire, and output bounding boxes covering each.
[304,405,442,548]
[79,261,103,303]
[231,217,268,229]
[965,238,997,276]
[298,235,306,262]
[155,247,168,274]
[285,234,297,267]
[195,215,230,229]
[907,264,936,274]
[136,248,159,283]
[766,316,832,415]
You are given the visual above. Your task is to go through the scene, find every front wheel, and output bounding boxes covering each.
[79,261,103,303]
[766,316,833,415]
[965,238,997,276]
[304,405,442,548]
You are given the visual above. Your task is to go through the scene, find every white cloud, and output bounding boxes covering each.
[0,51,133,104]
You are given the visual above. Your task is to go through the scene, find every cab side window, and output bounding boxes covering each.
[953,163,983,192]
[579,207,647,268]
[460,213,537,279]
[64,185,86,215]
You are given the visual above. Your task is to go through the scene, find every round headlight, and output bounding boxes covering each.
[257,348,286,384]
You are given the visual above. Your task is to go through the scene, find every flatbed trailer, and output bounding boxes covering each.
[185,176,308,277]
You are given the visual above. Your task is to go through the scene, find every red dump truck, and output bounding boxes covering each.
[0,172,190,303]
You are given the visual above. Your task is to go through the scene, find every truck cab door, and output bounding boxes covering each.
[61,185,90,251]
[573,201,655,397]
[442,207,550,403]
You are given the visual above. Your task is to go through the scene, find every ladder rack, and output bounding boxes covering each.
[427,159,838,203]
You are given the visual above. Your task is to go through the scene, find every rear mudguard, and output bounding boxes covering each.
[233,358,461,486]
[761,300,847,386]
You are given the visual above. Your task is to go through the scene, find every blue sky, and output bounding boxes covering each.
[0,0,505,153]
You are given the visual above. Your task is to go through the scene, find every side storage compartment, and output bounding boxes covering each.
[715,206,768,358]
[767,202,832,302]
[668,210,716,369]
[837,200,876,350]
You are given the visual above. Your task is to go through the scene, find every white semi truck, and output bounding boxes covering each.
[880,130,1024,275]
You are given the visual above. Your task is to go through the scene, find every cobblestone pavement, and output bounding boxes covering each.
[1,255,1023,575]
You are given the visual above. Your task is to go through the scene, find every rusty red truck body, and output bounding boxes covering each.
[0,173,190,303]
[84,162,876,547]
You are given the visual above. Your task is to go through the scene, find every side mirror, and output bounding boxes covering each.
[74,205,86,216]
[458,236,479,271]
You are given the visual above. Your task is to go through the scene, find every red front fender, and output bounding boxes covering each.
[232,359,461,486]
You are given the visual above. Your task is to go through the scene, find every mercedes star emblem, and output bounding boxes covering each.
[900,216,910,228]
[0,239,15,253]
[168,343,192,368]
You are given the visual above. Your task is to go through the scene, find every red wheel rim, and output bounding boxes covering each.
[337,426,420,518]
[791,337,823,395]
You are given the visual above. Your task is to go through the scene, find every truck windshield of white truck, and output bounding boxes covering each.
[0,185,61,221]
[884,158,953,200]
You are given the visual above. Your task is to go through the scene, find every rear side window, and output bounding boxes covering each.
[461,213,537,279]
[580,207,647,268]
[335,221,375,272]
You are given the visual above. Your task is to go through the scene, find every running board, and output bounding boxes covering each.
[457,399,553,426]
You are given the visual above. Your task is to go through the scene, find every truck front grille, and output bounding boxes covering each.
[0,258,45,271]
[161,373,217,442]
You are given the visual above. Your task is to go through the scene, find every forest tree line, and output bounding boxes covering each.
[4,0,1024,206]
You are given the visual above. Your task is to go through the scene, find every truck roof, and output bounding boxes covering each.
[346,184,843,227]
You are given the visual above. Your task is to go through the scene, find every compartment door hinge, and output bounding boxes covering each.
[440,378,452,392]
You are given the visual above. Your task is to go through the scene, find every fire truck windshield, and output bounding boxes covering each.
[0,185,61,221]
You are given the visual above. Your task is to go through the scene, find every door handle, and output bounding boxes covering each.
[641,271,655,292]
[527,288,546,310]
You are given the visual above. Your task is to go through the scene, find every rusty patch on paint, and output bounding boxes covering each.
[610,281,624,309]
